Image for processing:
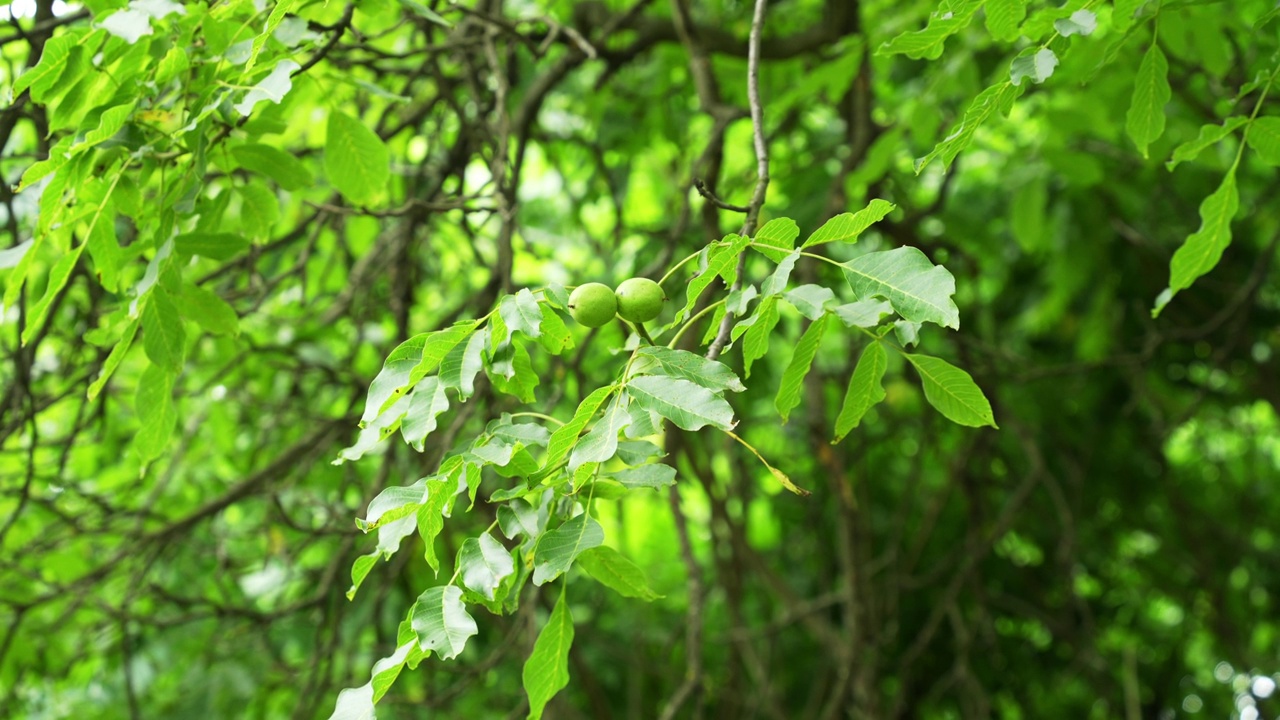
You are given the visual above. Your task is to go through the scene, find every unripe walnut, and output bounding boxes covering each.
[614,278,665,323]
[568,283,617,328]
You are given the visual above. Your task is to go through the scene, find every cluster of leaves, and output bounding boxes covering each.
[4,0,396,468]
[879,0,1280,315]
[6,0,1278,717]
[334,200,995,717]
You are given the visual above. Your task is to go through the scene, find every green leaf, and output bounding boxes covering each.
[499,289,544,339]
[627,375,735,432]
[534,310,573,357]
[1126,43,1171,159]
[904,353,997,428]
[775,314,831,423]
[84,201,121,292]
[439,327,488,399]
[609,463,677,490]
[737,294,780,379]
[142,287,186,370]
[87,316,140,401]
[783,285,836,321]
[362,334,430,424]
[19,242,85,347]
[247,0,299,71]
[801,199,895,248]
[134,363,176,463]
[458,533,515,602]
[567,401,630,472]
[674,234,750,324]
[752,217,799,262]
[410,586,477,661]
[878,0,983,59]
[359,478,429,532]
[984,0,1026,40]
[760,251,798,297]
[325,638,425,719]
[543,386,615,471]
[1161,170,1239,312]
[233,60,299,116]
[616,440,664,465]
[326,110,390,206]
[346,553,379,601]
[174,232,251,261]
[894,320,922,348]
[915,82,1023,173]
[1010,48,1059,86]
[177,283,239,336]
[831,299,893,328]
[1167,118,1248,170]
[630,346,745,393]
[409,322,478,387]
[522,590,574,720]
[577,546,662,600]
[14,32,78,101]
[231,143,313,191]
[239,182,280,240]
[1053,9,1097,36]
[416,477,454,574]
[498,501,544,540]
[76,102,135,154]
[533,513,604,585]
[400,377,450,451]
[842,246,959,329]
[1245,117,1280,165]
[488,341,539,403]
[834,342,888,442]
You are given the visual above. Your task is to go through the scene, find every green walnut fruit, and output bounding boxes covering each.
[568,282,618,328]
[614,277,666,323]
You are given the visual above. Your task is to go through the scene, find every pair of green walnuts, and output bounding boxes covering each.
[567,278,666,328]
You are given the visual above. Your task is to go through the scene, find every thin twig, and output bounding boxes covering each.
[706,0,770,362]
[693,178,750,213]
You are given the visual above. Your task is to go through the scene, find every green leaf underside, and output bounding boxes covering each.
[630,346,745,393]
[842,247,959,329]
[410,586,477,661]
[626,375,735,432]
[459,533,515,601]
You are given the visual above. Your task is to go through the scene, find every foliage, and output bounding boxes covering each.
[2,0,1280,718]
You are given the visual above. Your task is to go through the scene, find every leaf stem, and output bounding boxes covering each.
[666,299,726,348]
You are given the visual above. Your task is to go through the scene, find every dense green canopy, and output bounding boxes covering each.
[2,0,1279,718]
